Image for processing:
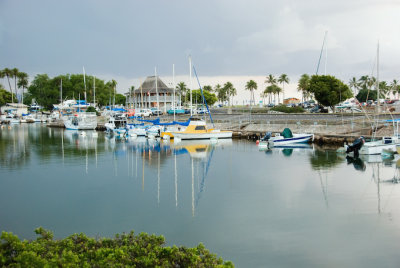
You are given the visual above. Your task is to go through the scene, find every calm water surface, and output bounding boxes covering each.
[1,124,400,267]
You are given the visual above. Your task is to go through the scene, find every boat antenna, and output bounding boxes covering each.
[93,76,96,108]
[376,40,380,114]
[60,78,63,105]
[189,55,193,116]
[316,31,328,75]
[172,64,176,121]
[192,64,214,127]
[155,67,159,113]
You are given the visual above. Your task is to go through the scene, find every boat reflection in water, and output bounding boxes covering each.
[167,138,232,216]
[260,143,314,157]
[346,156,366,171]
[102,135,232,216]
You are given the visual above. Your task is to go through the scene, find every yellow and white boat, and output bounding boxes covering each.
[169,118,232,140]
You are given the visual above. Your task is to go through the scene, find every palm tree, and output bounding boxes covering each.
[278,74,289,102]
[265,74,277,86]
[203,85,212,92]
[12,68,19,102]
[391,79,399,99]
[245,80,257,106]
[260,91,266,106]
[348,77,358,96]
[2,68,13,102]
[358,75,369,90]
[129,86,135,108]
[217,86,227,105]
[297,74,310,102]
[264,86,274,104]
[17,72,28,105]
[379,81,389,99]
[274,85,283,104]
[176,82,187,105]
[223,82,236,107]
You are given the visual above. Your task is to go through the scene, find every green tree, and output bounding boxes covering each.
[176,82,187,105]
[12,68,19,102]
[223,82,236,106]
[265,74,277,85]
[0,86,13,106]
[26,74,115,109]
[308,75,353,111]
[297,74,311,102]
[203,85,213,92]
[379,81,389,99]
[2,68,13,102]
[192,89,218,106]
[245,80,257,106]
[17,72,29,105]
[356,89,377,102]
[348,77,358,96]
[278,74,289,102]
[115,93,126,105]
[265,84,281,105]
[391,79,399,99]
[217,86,227,105]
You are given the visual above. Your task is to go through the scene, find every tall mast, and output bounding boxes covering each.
[316,31,328,75]
[60,79,63,105]
[324,31,328,75]
[189,55,193,116]
[377,41,380,114]
[83,66,87,102]
[93,76,96,108]
[173,64,176,121]
[155,67,159,109]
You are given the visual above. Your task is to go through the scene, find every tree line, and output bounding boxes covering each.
[0,69,126,109]
[0,68,28,105]
[4,68,394,110]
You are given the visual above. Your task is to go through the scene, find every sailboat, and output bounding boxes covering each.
[169,58,232,140]
[63,70,97,130]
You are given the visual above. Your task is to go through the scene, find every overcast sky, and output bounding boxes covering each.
[1,0,400,101]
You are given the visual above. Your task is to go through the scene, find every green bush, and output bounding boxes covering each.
[271,105,304,113]
[86,106,97,113]
[0,228,234,267]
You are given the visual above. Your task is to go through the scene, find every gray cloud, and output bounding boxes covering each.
[1,0,399,85]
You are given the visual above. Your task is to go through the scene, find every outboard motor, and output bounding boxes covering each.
[346,136,365,157]
[261,132,272,141]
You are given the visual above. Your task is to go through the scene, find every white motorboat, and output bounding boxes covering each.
[146,125,162,137]
[356,136,400,155]
[258,128,314,148]
[126,124,148,137]
[63,112,97,130]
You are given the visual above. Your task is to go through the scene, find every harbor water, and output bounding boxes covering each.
[1,124,400,267]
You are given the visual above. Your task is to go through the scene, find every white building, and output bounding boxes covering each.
[125,76,176,113]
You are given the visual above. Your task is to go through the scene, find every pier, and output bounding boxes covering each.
[43,111,400,145]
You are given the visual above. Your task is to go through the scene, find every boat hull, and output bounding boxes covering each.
[172,131,232,140]
[63,113,97,130]
[269,134,314,146]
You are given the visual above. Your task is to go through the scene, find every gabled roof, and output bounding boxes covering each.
[133,76,173,94]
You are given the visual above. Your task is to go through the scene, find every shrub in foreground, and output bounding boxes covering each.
[0,227,234,267]
[271,105,305,113]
